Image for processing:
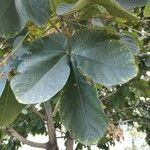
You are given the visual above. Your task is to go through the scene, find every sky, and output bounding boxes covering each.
[19,125,150,150]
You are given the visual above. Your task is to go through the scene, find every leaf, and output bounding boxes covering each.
[144,1,150,17]
[96,0,139,21]
[57,0,138,21]
[0,81,24,127]
[117,0,148,9]
[71,30,138,86]
[60,63,108,145]
[0,0,21,37]
[15,0,51,25]
[0,0,50,37]
[57,3,75,15]
[11,33,70,104]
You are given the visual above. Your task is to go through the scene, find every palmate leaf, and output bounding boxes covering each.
[11,33,70,104]
[11,30,139,104]
[0,81,24,127]
[10,30,139,144]
[71,30,138,86]
[0,0,50,37]
[60,63,108,145]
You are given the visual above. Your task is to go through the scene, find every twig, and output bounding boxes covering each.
[53,101,60,116]
[100,90,118,102]
[109,107,133,117]
[124,24,150,36]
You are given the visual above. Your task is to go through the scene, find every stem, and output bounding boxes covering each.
[100,90,118,102]
[49,21,61,33]
[44,102,58,150]
[1,128,47,149]
[53,101,60,116]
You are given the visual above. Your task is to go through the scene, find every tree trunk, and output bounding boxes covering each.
[44,102,58,150]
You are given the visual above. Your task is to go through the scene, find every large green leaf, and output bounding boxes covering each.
[71,30,138,86]
[0,0,50,37]
[11,33,70,104]
[0,81,24,127]
[60,63,108,145]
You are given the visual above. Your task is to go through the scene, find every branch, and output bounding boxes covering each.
[1,127,47,149]
[109,107,133,117]
[100,90,118,102]
[44,102,58,150]
[31,106,47,121]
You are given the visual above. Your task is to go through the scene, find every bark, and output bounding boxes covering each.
[66,132,74,150]
[44,102,58,150]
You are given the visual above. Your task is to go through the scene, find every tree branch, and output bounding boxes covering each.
[1,127,47,149]
[44,102,58,150]
[100,90,118,102]
[109,107,133,117]
[31,106,47,121]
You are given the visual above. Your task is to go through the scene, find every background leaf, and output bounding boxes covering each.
[0,0,21,37]
[0,81,24,127]
[0,0,50,37]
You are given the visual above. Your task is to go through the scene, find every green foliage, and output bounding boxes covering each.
[0,0,149,149]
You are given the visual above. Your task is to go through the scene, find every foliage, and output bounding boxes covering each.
[0,0,150,149]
